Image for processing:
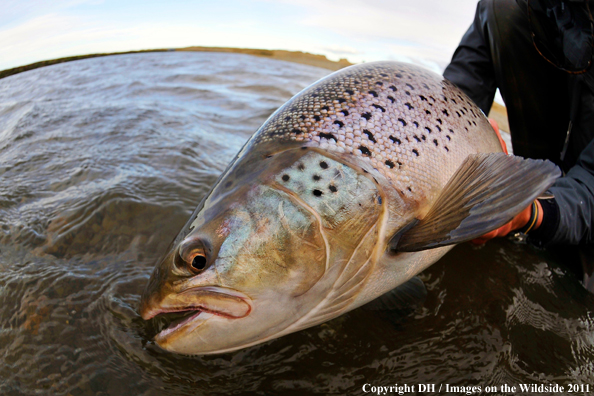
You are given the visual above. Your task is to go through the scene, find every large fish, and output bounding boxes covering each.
[139,61,559,355]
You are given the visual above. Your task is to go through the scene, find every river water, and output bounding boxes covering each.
[0,52,593,396]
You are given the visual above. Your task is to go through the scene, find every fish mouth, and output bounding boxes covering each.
[141,286,252,341]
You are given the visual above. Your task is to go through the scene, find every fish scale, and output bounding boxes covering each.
[255,61,500,203]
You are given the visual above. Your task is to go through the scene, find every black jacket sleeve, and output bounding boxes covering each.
[443,2,498,114]
[546,138,594,244]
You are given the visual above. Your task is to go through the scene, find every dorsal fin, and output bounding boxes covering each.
[392,153,560,252]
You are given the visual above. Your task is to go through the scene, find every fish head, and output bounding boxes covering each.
[140,147,391,354]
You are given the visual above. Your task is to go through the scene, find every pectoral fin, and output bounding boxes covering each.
[391,153,560,252]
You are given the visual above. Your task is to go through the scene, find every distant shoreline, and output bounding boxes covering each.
[0,46,352,80]
[0,45,508,131]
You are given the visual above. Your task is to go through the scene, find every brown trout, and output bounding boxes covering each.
[139,61,559,354]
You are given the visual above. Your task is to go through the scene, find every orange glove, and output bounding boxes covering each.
[471,119,542,244]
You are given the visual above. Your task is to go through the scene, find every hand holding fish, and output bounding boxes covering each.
[471,119,543,244]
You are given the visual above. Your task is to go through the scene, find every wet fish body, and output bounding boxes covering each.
[140,61,559,354]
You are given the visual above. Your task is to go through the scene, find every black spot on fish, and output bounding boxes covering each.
[329,185,337,192]
[412,149,419,156]
[319,132,337,141]
[346,89,354,95]
[423,84,430,89]
[380,73,388,77]
[413,135,421,143]
[320,161,328,169]
[368,90,378,97]
[364,75,373,78]
[389,136,401,145]
[282,175,290,182]
[473,121,477,126]
[313,175,321,181]
[300,115,306,120]
[446,135,451,140]
[363,130,376,143]
[361,112,372,120]
[298,164,305,171]
[433,139,438,146]
[413,121,419,128]
[429,96,436,102]
[301,146,308,150]
[405,91,411,96]
[420,95,427,101]
[376,81,383,86]
[314,115,321,121]
[468,120,472,126]
[385,160,395,168]
[422,135,426,141]
[436,125,442,132]
[334,120,344,128]
[395,73,403,78]
[425,110,431,115]
[389,85,397,91]
[397,161,402,167]
[452,99,457,104]
[444,146,449,152]
[405,103,413,110]
[313,189,323,197]
[407,187,412,192]
[338,98,346,103]
[340,110,349,116]
[312,94,318,98]
[387,96,395,103]
[285,116,291,121]
[292,128,302,134]
[398,118,406,126]
[406,83,414,90]
[372,104,385,112]
[443,109,449,116]
[436,118,442,124]
[359,146,371,156]
[377,196,382,205]
[225,181,233,188]
[321,106,329,111]
[425,127,432,133]
[449,128,454,134]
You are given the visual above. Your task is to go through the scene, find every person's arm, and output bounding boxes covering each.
[473,135,594,247]
[443,1,498,114]
[533,137,594,245]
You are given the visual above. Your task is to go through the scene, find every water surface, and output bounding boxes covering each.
[0,52,592,396]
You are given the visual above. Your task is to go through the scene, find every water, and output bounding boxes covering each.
[0,52,593,396]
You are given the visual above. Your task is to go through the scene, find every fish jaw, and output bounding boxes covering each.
[140,285,253,350]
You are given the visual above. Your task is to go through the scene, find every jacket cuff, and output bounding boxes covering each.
[527,198,560,247]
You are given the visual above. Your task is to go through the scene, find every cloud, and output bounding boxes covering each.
[262,0,477,66]
[0,0,479,71]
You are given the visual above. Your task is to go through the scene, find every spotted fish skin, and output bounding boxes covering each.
[139,62,558,355]
[254,61,501,206]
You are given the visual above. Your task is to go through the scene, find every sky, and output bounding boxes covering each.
[0,0,480,73]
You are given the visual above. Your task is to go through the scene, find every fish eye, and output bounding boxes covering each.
[190,254,207,272]
[176,236,210,274]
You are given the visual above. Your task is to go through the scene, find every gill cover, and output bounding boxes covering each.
[140,149,388,354]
